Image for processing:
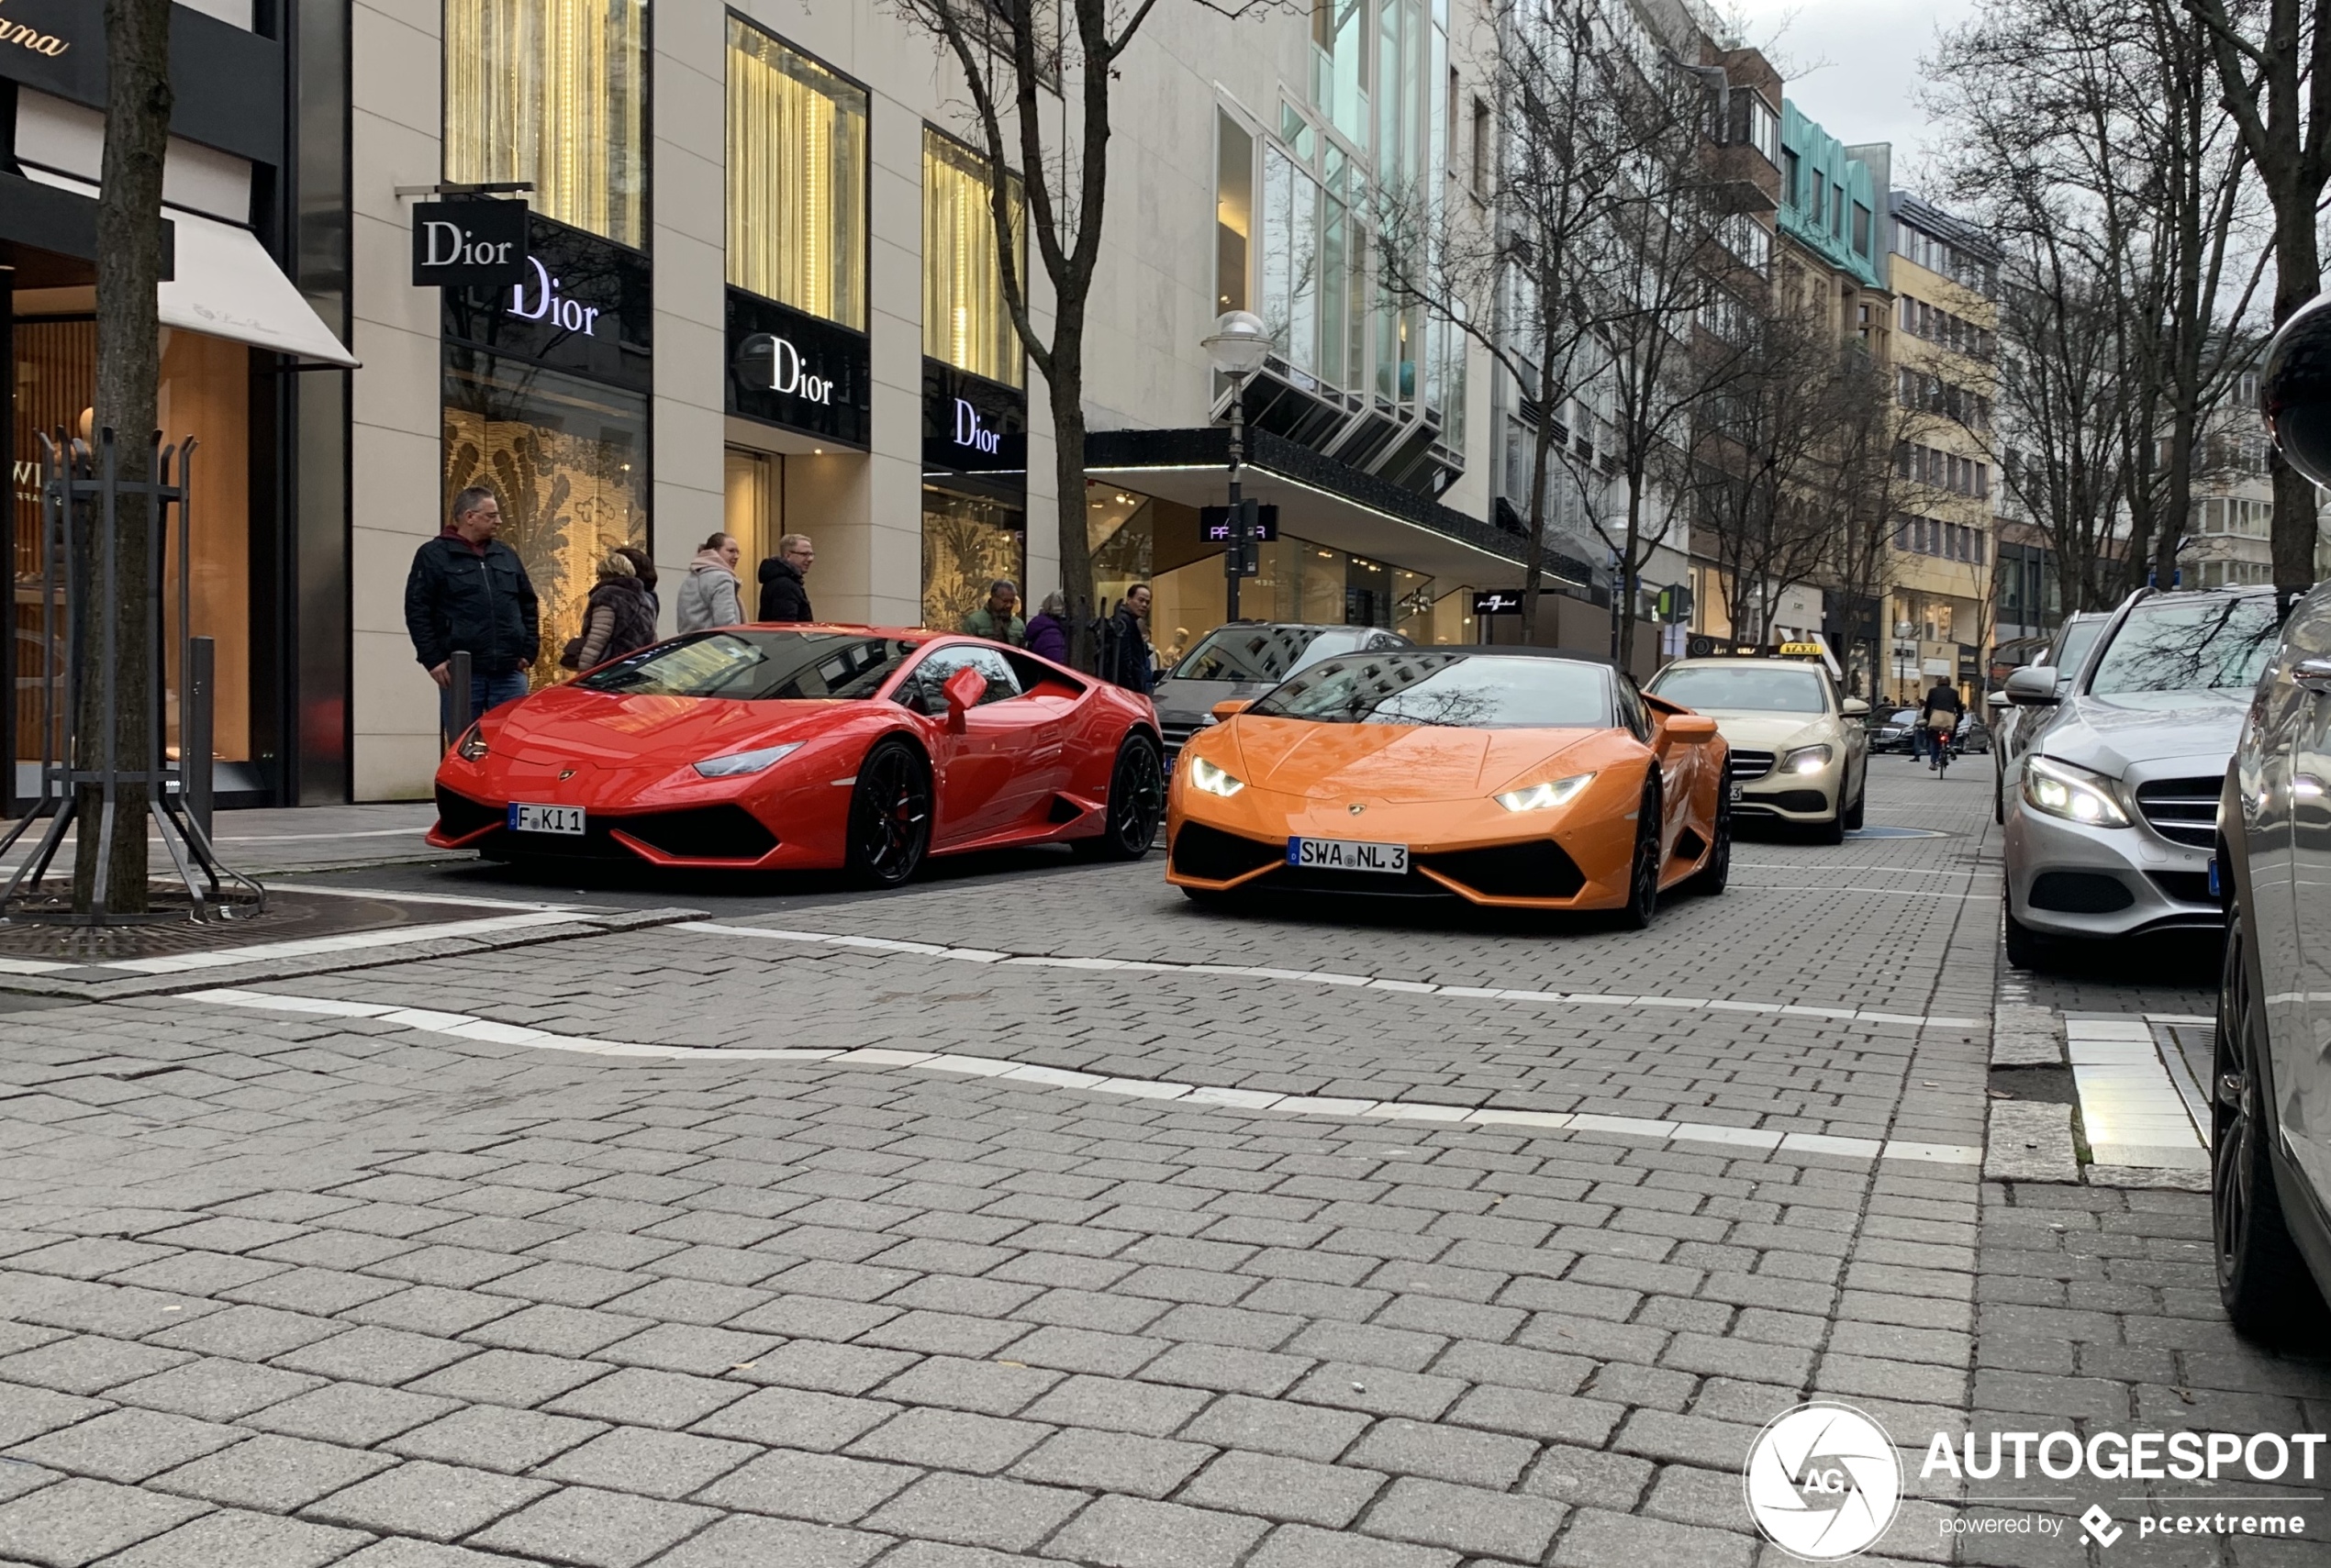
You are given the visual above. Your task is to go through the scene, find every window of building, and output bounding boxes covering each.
[1471,97,1491,196]
[1783,149,1800,206]
[923,128,1025,388]
[1852,203,1871,256]
[1217,110,1254,312]
[726,21,867,328]
[445,0,648,249]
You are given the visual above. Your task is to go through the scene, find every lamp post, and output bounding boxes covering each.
[1201,310,1272,623]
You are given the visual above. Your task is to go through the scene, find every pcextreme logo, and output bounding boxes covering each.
[1742,1402,1903,1561]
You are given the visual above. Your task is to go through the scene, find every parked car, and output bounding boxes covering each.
[1868,707,1919,753]
[1152,623,1411,761]
[2208,289,2331,1339]
[1956,714,1991,754]
[1990,611,2108,825]
[1643,656,1868,842]
[2000,586,2280,968]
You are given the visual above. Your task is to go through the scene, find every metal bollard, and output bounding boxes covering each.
[447,650,474,751]
[184,636,215,840]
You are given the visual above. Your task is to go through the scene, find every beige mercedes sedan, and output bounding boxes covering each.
[1644,656,1869,843]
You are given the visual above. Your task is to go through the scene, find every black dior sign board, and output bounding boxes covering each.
[412,200,530,288]
[922,360,1026,476]
[726,291,871,448]
[441,213,651,393]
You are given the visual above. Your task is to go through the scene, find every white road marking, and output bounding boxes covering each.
[674,921,1982,1029]
[175,985,1981,1167]
[82,911,583,974]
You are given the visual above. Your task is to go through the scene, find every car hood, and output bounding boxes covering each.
[483,685,843,770]
[1220,715,1604,802]
[1691,710,1835,751]
[2044,688,2250,775]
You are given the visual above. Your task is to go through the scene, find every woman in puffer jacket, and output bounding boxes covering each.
[565,552,660,673]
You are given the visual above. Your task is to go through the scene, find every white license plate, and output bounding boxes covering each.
[508,803,586,835]
[1288,836,1409,874]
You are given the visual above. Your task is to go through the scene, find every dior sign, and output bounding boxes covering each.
[953,398,1002,454]
[410,200,530,289]
[508,258,602,337]
[725,294,870,447]
[735,333,834,406]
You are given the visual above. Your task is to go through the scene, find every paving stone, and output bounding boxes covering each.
[1043,1494,1270,1568]
[270,1326,477,1387]
[1020,1373,1213,1437]
[96,1507,372,1568]
[1345,1418,1537,1489]
[1177,1450,1387,1527]
[532,1424,756,1499]
[405,1347,612,1407]
[151,1430,396,1512]
[243,1383,462,1447]
[385,1404,607,1474]
[298,1458,552,1542]
[689,1387,898,1451]
[0,1335,191,1396]
[646,1514,891,1568]
[0,1475,209,1566]
[541,1366,747,1430]
[1551,1507,1757,1568]
[1008,1428,1212,1498]
[692,1448,919,1523]
[464,1485,719,1568]
[1359,1474,1568,1562]
[108,1356,326,1421]
[1245,1520,1462,1568]
[860,1471,1087,1553]
[845,1407,1050,1473]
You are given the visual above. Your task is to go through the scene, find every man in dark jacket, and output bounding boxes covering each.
[758,532,815,622]
[406,485,540,741]
[1101,583,1154,695]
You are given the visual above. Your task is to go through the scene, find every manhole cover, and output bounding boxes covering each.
[0,889,530,965]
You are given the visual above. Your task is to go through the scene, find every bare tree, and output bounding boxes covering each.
[76,0,173,913]
[2185,0,2331,598]
[1374,0,1737,656]
[1930,0,2268,603]
[887,0,1277,667]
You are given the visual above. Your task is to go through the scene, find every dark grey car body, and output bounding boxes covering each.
[1151,623,1413,760]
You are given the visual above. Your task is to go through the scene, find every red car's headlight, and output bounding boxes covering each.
[694,742,803,779]
[455,725,489,762]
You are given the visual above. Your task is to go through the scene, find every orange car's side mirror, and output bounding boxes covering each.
[1210,699,1253,721]
[1665,715,1719,744]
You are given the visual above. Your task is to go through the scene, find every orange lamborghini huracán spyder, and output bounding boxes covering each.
[1165,647,1732,927]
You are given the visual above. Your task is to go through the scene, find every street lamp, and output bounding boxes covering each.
[1202,310,1273,622]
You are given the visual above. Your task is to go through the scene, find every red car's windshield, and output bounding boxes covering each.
[579,630,920,700]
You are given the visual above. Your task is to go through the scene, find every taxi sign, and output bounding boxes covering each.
[1778,641,1824,658]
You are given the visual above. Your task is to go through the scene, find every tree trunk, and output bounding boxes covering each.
[1519,367,1559,645]
[1050,348,1098,670]
[2270,206,2323,595]
[76,0,173,915]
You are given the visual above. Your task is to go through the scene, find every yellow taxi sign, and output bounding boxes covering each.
[1778,641,1824,658]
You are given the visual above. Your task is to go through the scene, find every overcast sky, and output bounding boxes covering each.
[1727,0,1979,188]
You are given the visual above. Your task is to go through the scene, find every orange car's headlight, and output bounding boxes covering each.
[1188,756,1245,797]
[1494,772,1595,812]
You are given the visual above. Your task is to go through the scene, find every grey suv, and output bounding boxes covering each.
[2001,587,2279,968]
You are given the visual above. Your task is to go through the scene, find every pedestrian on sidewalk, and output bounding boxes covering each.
[676,532,745,632]
[1025,592,1071,663]
[406,484,540,740]
[563,552,659,673]
[614,544,660,620]
[758,533,815,623]
[1101,584,1155,695]
[960,579,1026,645]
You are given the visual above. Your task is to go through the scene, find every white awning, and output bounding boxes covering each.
[23,168,359,367]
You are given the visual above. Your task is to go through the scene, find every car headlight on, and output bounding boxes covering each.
[455,725,489,762]
[1779,744,1833,774]
[2024,754,2131,828]
[1495,773,1596,812]
[693,742,803,779]
[1188,756,1245,797]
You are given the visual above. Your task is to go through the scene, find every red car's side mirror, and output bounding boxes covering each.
[942,665,987,729]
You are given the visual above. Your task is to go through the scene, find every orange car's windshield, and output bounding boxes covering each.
[1247,652,1612,729]
[579,631,920,700]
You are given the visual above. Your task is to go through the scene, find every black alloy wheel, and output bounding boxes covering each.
[1076,733,1166,862]
[1843,775,1866,832]
[2002,899,2050,971]
[1620,782,1662,929]
[844,740,932,888]
[2212,911,2328,1340]
[1688,782,1731,895]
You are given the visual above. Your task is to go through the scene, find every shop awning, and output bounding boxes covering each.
[23,169,358,368]
[1084,425,1560,591]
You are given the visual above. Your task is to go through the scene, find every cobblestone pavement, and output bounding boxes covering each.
[1,755,2325,1566]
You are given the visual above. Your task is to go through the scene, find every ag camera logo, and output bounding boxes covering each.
[1744,1402,1902,1560]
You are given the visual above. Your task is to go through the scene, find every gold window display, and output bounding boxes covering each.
[727,21,866,327]
[922,130,1024,388]
[444,0,649,249]
[442,360,648,693]
[10,320,254,768]
[920,488,1024,632]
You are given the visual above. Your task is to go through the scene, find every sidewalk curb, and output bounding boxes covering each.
[1984,1099,2080,1183]
[0,906,706,1002]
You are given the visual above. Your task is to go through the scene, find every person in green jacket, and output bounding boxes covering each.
[959,579,1026,646]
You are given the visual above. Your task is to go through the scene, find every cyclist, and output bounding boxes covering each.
[1919,677,1964,773]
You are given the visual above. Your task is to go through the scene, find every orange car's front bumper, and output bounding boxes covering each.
[1165,773,1645,910]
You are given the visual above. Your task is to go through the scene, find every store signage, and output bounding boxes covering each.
[1199,504,1278,543]
[727,293,870,448]
[0,0,69,61]
[441,213,650,394]
[1473,590,1524,617]
[411,201,529,289]
[922,360,1026,477]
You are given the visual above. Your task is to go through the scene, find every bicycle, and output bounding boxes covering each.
[1928,718,1957,777]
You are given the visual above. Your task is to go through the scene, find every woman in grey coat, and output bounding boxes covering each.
[675,533,745,632]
